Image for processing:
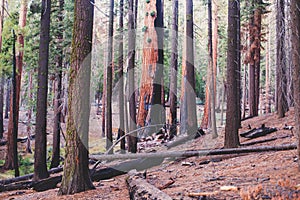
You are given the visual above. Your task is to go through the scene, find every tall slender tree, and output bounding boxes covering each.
[4,0,27,170]
[180,0,197,136]
[224,0,240,148]
[127,0,137,153]
[276,0,288,118]
[118,0,125,152]
[58,0,95,194]
[291,0,300,170]
[106,0,114,154]
[51,0,64,168]
[34,0,51,180]
[169,0,178,139]
[0,0,5,138]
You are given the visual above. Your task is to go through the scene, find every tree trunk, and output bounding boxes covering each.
[58,0,95,195]
[105,0,114,154]
[127,0,137,153]
[180,0,197,136]
[224,0,240,148]
[51,0,64,168]
[291,0,300,170]
[0,0,4,138]
[34,0,51,181]
[26,72,32,154]
[169,0,178,139]
[118,0,125,153]
[276,0,288,118]
[4,0,28,171]
[5,79,10,119]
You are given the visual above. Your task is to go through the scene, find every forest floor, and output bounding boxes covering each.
[0,107,300,199]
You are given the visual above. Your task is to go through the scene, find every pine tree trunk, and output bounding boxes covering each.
[224,0,240,148]
[51,0,64,168]
[118,0,125,153]
[58,0,95,194]
[127,0,137,153]
[4,0,27,171]
[276,0,288,118]
[105,0,114,154]
[26,72,32,154]
[291,0,300,170]
[169,0,178,139]
[180,0,197,136]
[34,0,51,181]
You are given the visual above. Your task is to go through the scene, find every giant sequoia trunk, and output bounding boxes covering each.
[224,0,240,148]
[51,0,64,168]
[4,0,27,171]
[137,0,164,137]
[58,0,95,195]
[291,0,300,170]
[34,0,51,181]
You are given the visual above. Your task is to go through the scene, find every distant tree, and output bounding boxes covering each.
[34,0,51,181]
[291,0,300,169]
[4,0,27,171]
[276,0,288,118]
[169,0,178,139]
[127,0,137,153]
[106,0,114,154]
[58,0,95,194]
[51,0,64,168]
[224,0,240,148]
[180,0,197,135]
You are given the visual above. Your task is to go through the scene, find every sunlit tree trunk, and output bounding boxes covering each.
[127,0,137,153]
[58,0,95,194]
[4,0,27,171]
[26,72,32,154]
[118,0,125,153]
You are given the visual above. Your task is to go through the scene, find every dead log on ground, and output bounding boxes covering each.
[0,134,36,146]
[0,166,63,185]
[241,135,289,146]
[126,171,172,200]
[90,144,297,162]
[240,125,277,139]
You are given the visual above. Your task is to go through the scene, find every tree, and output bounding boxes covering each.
[106,0,114,154]
[0,0,5,138]
[127,0,137,153]
[4,0,27,171]
[180,0,197,136]
[51,0,64,168]
[291,0,300,169]
[58,0,95,194]
[276,0,288,118]
[117,0,125,152]
[33,0,51,181]
[224,0,240,148]
[169,0,178,139]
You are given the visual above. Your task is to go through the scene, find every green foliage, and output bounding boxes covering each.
[150,11,156,17]
[142,26,148,32]
[147,38,152,43]
[146,0,150,3]
[18,156,34,175]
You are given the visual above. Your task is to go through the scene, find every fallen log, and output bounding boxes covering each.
[241,135,289,146]
[126,171,172,200]
[0,134,36,146]
[91,157,164,182]
[0,166,63,185]
[240,125,277,139]
[32,176,62,192]
[90,144,297,162]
